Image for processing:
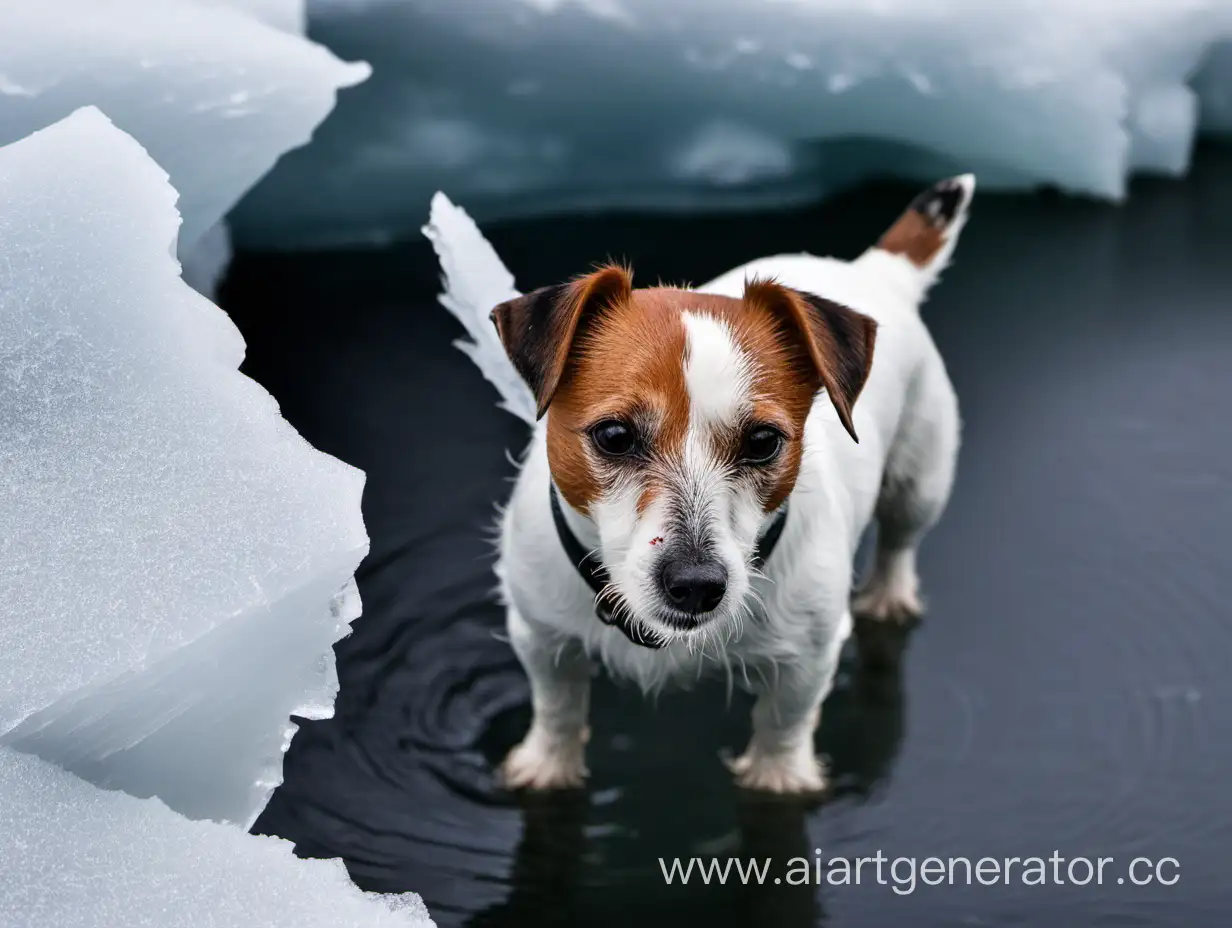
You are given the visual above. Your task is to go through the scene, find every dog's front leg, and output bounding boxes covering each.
[501,605,592,790]
[729,614,849,795]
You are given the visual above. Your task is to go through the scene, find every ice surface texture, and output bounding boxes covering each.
[0,748,431,928]
[0,0,367,261]
[0,108,369,828]
[236,0,1232,248]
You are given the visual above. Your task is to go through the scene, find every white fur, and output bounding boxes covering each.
[495,179,971,793]
[681,310,753,429]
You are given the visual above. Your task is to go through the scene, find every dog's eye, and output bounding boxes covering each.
[590,420,638,457]
[740,426,783,465]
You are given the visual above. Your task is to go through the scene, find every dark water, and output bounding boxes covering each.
[225,146,1232,927]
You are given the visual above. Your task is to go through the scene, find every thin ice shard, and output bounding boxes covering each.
[423,192,536,425]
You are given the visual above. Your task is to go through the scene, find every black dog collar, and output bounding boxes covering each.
[548,484,789,649]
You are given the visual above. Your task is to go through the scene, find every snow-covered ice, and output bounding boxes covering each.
[0,0,367,264]
[235,0,1232,248]
[0,748,432,928]
[0,108,369,827]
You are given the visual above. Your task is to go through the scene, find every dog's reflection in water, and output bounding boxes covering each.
[822,616,915,801]
[472,617,916,928]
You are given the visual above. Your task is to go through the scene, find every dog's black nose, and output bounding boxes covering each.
[660,559,727,614]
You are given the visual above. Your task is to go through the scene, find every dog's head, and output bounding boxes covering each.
[492,264,876,641]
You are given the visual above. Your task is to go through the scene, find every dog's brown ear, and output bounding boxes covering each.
[491,264,633,419]
[743,278,877,442]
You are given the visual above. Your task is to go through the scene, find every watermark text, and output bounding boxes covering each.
[658,851,1179,895]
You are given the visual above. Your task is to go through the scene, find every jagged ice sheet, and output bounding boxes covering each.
[0,108,370,828]
[234,0,1232,248]
[0,748,432,928]
[0,0,367,268]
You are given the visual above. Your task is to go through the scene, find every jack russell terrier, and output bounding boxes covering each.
[461,176,971,794]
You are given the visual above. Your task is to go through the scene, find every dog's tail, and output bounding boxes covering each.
[872,174,975,302]
[422,192,537,425]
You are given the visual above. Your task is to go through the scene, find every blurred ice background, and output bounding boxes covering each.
[233,0,1232,247]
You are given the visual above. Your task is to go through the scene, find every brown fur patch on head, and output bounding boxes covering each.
[742,278,877,443]
[546,287,690,512]
[497,257,878,519]
[707,293,821,512]
[540,280,875,516]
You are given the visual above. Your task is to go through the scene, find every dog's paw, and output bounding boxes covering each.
[500,728,589,791]
[853,550,923,623]
[726,745,827,796]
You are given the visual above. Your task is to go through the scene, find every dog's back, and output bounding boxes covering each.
[701,177,971,560]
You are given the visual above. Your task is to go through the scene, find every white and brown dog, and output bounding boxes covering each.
[478,176,972,794]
